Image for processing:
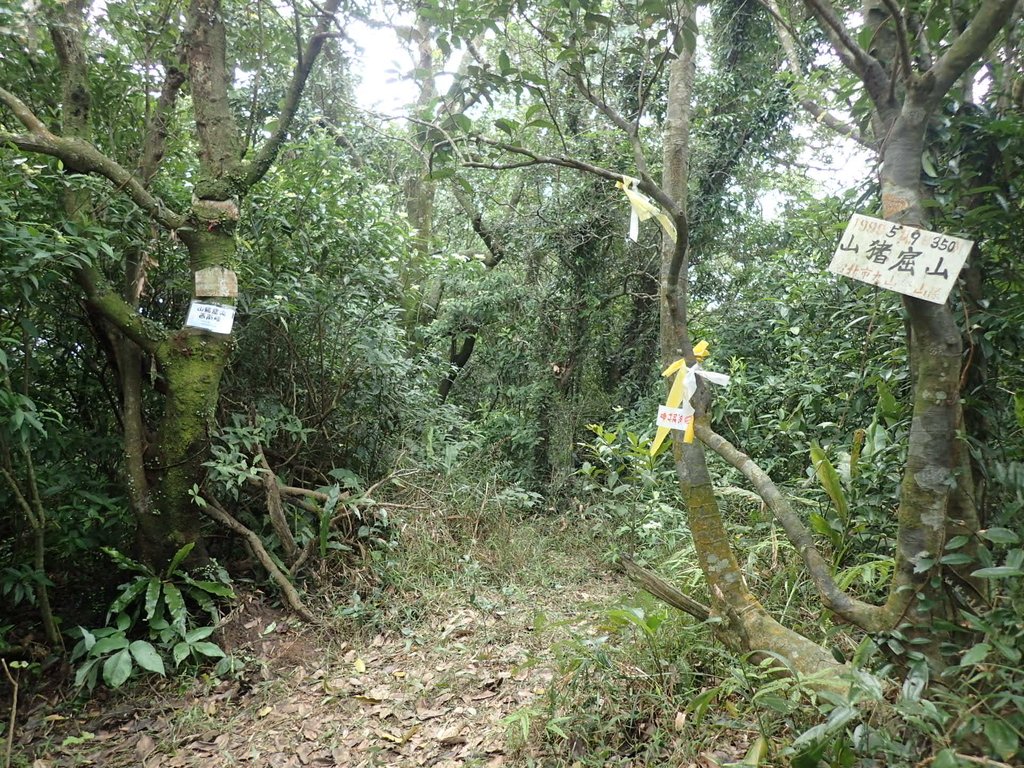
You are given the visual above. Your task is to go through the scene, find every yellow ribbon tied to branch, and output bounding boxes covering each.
[616,175,677,243]
[650,341,731,455]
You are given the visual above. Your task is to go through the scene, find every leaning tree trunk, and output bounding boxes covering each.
[657,7,844,677]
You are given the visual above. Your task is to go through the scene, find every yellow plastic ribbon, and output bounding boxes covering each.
[616,175,677,243]
[650,341,730,455]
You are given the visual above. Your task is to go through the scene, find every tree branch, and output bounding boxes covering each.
[450,184,507,267]
[242,0,343,189]
[801,0,872,75]
[76,264,168,356]
[139,65,187,186]
[0,89,186,229]
[879,0,915,86]
[926,0,1018,103]
[201,495,316,622]
[695,422,901,632]
[762,0,875,149]
[620,556,710,621]
[571,74,649,177]
[466,138,681,220]
[800,0,893,107]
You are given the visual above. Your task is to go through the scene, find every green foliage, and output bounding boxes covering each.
[574,422,685,559]
[69,544,233,691]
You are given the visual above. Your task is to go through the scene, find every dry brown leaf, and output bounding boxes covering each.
[135,733,157,761]
[414,708,445,721]
[436,726,466,746]
[674,711,688,731]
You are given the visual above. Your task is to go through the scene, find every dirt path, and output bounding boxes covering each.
[17,563,626,767]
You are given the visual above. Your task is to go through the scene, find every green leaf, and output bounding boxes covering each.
[74,658,100,690]
[932,749,960,768]
[876,379,900,420]
[165,542,195,577]
[163,582,187,633]
[77,626,96,652]
[809,442,849,524]
[91,634,129,656]
[184,625,215,643]
[980,528,1020,545]
[191,641,225,659]
[102,648,133,688]
[960,642,990,666]
[172,642,191,667]
[144,578,162,621]
[985,719,1019,761]
[939,553,974,565]
[494,118,518,136]
[184,579,234,598]
[129,641,166,675]
[102,547,149,575]
[921,151,938,177]
[450,114,472,133]
[970,566,1024,578]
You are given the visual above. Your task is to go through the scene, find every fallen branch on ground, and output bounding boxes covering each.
[620,556,710,622]
[201,496,316,623]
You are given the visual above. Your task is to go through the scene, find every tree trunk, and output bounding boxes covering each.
[657,3,845,678]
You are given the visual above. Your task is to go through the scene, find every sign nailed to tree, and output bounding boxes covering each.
[829,214,973,304]
[185,301,236,335]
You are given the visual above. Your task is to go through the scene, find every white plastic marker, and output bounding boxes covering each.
[185,301,236,335]
[617,175,677,243]
[650,340,730,455]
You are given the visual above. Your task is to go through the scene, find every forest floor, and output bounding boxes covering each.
[12,508,760,768]
[11,517,649,768]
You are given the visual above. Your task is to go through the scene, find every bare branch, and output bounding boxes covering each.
[466,138,681,220]
[571,74,649,177]
[1,86,186,229]
[450,184,507,267]
[696,422,901,632]
[202,495,316,622]
[926,0,1017,104]
[879,0,915,85]
[801,0,872,74]
[242,0,343,189]
[139,65,187,186]
[762,0,875,149]
[620,556,710,621]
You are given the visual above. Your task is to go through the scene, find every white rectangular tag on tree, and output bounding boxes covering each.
[185,301,236,334]
[656,405,692,430]
[829,214,973,304]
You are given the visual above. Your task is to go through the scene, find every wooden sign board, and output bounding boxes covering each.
[185,301,235,335]
[194,267,238,298]
[829,214,973,304]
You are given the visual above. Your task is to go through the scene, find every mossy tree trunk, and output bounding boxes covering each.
[787,0,1017,665]
[1,0,341,568]
[656,3,844,678]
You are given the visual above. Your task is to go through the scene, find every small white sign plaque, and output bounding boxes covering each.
[829,214,973,304]
[185,301,236,334]
[656,405,692,430]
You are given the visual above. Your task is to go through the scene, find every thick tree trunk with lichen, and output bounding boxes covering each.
[866,100,983,655]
